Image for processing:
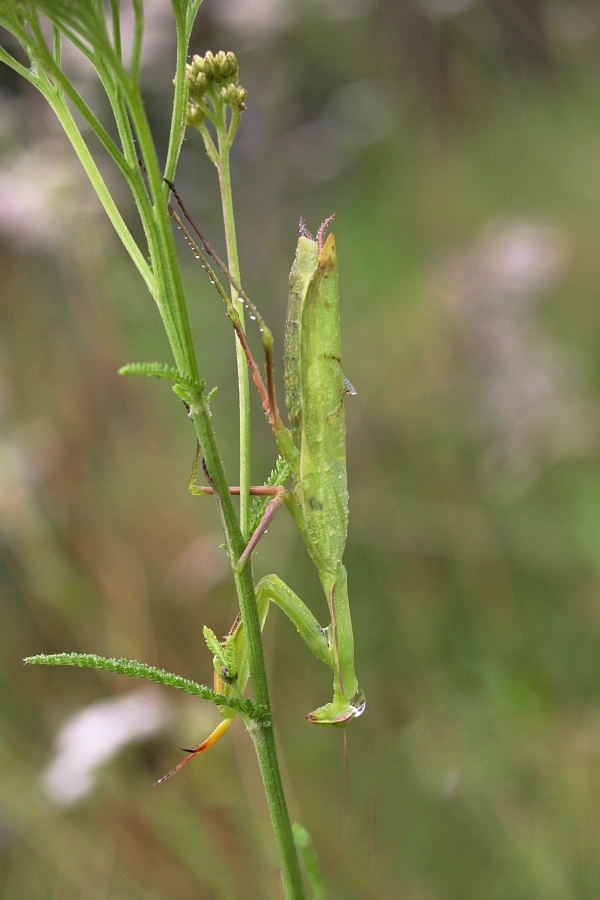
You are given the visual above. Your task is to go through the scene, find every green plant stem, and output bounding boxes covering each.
[124,86,198,376]
[216,118,251,539]
[163,11,191,186]
[47,90,156,298]
[190,399,307,900]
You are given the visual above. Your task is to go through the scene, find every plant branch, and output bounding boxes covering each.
[163,5,195,186]
[215,109,251,539]
[24,653,266,720]
[46,89,156,297]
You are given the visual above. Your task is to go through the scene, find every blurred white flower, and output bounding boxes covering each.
[41,687,170,807]
[166,534,229,603]
[547,0,600,45]
[285,79,392,182]
[0,140,96,250]
[214,0,293,36]
[317,0,377,20]
[417,0,480,18]
[439,219,599,487]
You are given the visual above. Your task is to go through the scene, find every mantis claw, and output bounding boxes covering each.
[306,687,366,726]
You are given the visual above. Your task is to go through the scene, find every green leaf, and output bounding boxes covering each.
[293,823,325,900]
[224,633,237,680]
[24,652,267,723]
[30,0,114,59]
[204,626,238,684]
[249,455,291,536]
[203,625,225,665]
[119,362,204,398]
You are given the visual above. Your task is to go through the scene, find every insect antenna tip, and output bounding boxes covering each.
[299,216,313,240]
[317,213,336,252]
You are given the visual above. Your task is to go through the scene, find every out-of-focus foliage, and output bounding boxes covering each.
[2,0,600,897]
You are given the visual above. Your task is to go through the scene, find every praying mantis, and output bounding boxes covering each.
[156,192,365,783]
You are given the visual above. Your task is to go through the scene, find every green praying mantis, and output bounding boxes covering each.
[155,191,365,783]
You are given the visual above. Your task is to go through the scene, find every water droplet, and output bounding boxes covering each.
[250,314,256,321]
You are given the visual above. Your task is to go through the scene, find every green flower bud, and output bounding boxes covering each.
[187,51,244,107]
[218,83,247,111]
[186,101,205,127]
[188,72,208,102]
[191,54,205,73]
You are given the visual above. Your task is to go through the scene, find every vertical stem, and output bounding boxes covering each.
[251,724,307,900]
[163,12,191,186]
[125,87,198,378]
[191,400,306,900]
[216,117,251,539]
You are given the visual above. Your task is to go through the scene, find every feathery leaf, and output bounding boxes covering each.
[24,653,267,722]
[119,362,205,398]
[249,456,291,536]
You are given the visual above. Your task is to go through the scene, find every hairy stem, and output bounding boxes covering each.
[215,110,251,539]
[46,91,155,297]
[190,397,306,900]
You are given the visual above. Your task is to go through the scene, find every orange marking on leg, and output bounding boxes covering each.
[153,718,233,785]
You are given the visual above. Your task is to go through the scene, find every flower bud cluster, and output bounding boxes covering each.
[220,83,247,109]
[186,51,247,112]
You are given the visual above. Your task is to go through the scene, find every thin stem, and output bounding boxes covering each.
[0,45,38,85]
[190,399,306,900]
[186,0,204,33]
[130,0,143,89]
[215,105,251,539]
[199,121,219,163]
[109,0,122,59]
[92,60,169,313]
[52,25,60,64]
[163,9,191,186]
[124,82,198,376]
[25,17,131,180]
[46,90,156,297]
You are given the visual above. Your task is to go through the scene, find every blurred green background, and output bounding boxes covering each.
[3,0,600,897]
